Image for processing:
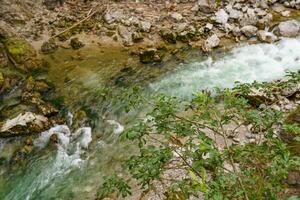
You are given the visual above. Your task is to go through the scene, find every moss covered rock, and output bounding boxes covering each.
[160,30,177,44]
[1,33,46,73]
[139,49,164,64]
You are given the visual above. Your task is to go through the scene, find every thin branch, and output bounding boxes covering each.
[50,2,107,39]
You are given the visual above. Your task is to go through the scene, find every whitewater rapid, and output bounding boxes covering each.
[150,37,300,99]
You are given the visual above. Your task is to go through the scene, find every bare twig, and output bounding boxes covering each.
[50,2,106,39]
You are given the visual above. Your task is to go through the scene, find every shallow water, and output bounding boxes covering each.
[1,37,300,200]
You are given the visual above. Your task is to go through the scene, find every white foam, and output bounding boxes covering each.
[150,38,300,99]
[107,120,124,135]
[34,125,71,149]
[73,127,92,149]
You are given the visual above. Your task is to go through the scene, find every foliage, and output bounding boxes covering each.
[97,73,300,200]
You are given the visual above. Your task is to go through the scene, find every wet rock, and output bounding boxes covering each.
[257,30,278,43]
[202,34,220,52]
[25,76,51,93]
[161,30,177,44]
[70,37,84,50]
[41,39,58,54]
[241,25,258,38]
[0,112,50,138]
[139,49,163,64]
[198,0,216,13]
[0,73,22,95]
[22,92,58,116]
[278,20,300,37]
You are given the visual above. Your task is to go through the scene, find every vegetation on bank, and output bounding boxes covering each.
[97,72,300,200]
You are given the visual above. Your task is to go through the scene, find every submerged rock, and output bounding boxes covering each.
[161,30,177,44]
[41,39,58,54]
[278,20,300,37]
[70,37,84,50]
[139,49,163,64]
[0,112,50,138]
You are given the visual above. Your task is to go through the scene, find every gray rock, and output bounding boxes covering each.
[278,20,300,37]
[118,25,133,46]
[215,9,229,24]
[103,9,125,24]
[139,21,151,33]
[241,25,258,38]
[257,30,277,43]
[202,34,220,52]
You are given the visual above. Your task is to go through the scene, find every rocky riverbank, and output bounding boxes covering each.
[1,0,300,62]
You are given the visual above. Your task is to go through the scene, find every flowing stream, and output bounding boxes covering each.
[0,37,300,200]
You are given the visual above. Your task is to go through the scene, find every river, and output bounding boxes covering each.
[0,37,300,200]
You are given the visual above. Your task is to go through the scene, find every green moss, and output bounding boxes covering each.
[161,30,177,44]
[4,38,35,64]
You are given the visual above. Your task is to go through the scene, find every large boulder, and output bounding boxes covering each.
[0,26,46,73]
[0,112,51,138]
[278,20,300,37]
[198,0,216,13]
